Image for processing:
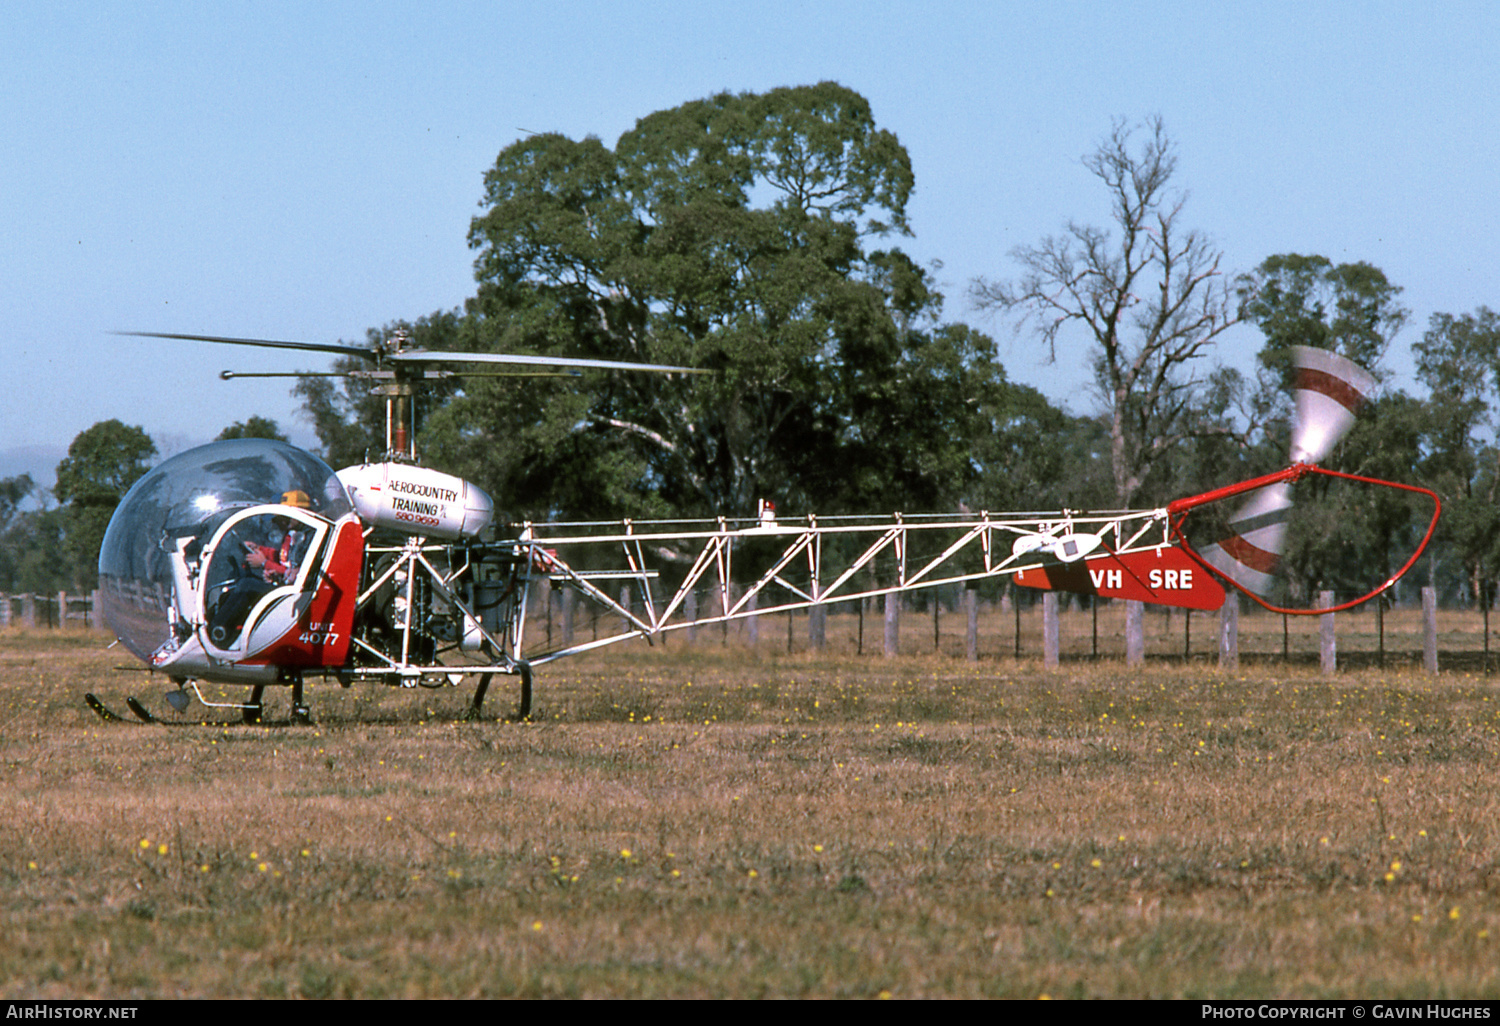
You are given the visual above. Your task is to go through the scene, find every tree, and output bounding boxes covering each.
[818,320,1019,514]
[0,475,72,596]
[2,508,67,595]
[217,416,288,442]
[971,116,1241,507]
[53,420,156,589]
[1238,253,1408,384]
[968,381,1112,513]
[0,473,35,591]
[0,474,31,531]
[430,83,995,521]
[1413,307,1500,604]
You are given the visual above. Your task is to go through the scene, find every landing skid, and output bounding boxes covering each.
[467,662,531,721]
[83,684,264,726]
[84,663,531,725]
[84,693,128,723]
[83,693,178,726]
[126,697,160,723]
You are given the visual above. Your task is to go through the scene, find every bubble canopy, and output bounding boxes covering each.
[98,439,353,662]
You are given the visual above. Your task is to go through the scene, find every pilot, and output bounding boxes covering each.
[208,491,315,646]
[243,490,313,584]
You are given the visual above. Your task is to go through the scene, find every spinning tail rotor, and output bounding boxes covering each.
[1196,347,1376,595]
[1174,346,1437,613]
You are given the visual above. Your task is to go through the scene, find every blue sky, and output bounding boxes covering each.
[5,0,1497,493]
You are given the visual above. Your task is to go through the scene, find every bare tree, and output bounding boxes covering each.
[971,117,1240,506]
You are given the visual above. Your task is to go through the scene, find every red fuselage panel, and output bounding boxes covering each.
[1015,545,1226,611]
[244,517,364,667]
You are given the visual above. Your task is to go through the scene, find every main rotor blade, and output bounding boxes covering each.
[115,331,375,361]
[220,370,345,379]
[389,350,711,375]
[218,368,581,380]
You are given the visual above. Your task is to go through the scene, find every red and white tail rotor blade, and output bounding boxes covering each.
[1289,344,1376,465]
[1197,481,1292,596]
[1200,346,1375,597]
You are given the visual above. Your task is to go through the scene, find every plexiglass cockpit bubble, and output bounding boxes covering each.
[98,439,352,662]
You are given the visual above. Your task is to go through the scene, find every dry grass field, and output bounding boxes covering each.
[2,617,1499,999]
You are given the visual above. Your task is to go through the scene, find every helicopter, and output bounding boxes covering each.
[85,334,1439,726]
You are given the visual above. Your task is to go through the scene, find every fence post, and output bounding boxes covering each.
[542,579,554,648]
[1319,590,1336,675]
[618,583,631,637]
[809,603,826,651]
[1482,585,1490,675]
[1218,596,1239,671]
[21,594,36,628]
[560,586,573,646]
[683,589,697,643]
[964,586,978,663]
[0,593,10,629]
[1125,600,1144,667]
[1422,586,1438,675]
[745,588,758,646]
[1377,597,1385,669]
[883,590,899,657]
[1042,592,1060,667]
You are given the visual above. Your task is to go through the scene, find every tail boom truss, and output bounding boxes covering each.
[504,505,1214,665]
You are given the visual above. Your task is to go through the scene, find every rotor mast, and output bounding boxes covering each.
[370,330,417,462]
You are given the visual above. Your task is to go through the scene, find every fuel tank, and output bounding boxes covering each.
[337,462,494,540]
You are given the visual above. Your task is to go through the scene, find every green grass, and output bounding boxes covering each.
[1,627,1498,997]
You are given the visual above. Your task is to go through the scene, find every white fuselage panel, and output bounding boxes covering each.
[338,462,494,540]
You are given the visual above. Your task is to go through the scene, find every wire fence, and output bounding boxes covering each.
[0,592,97,630]
[526,582,1489,674]
[6,585,1493,674]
